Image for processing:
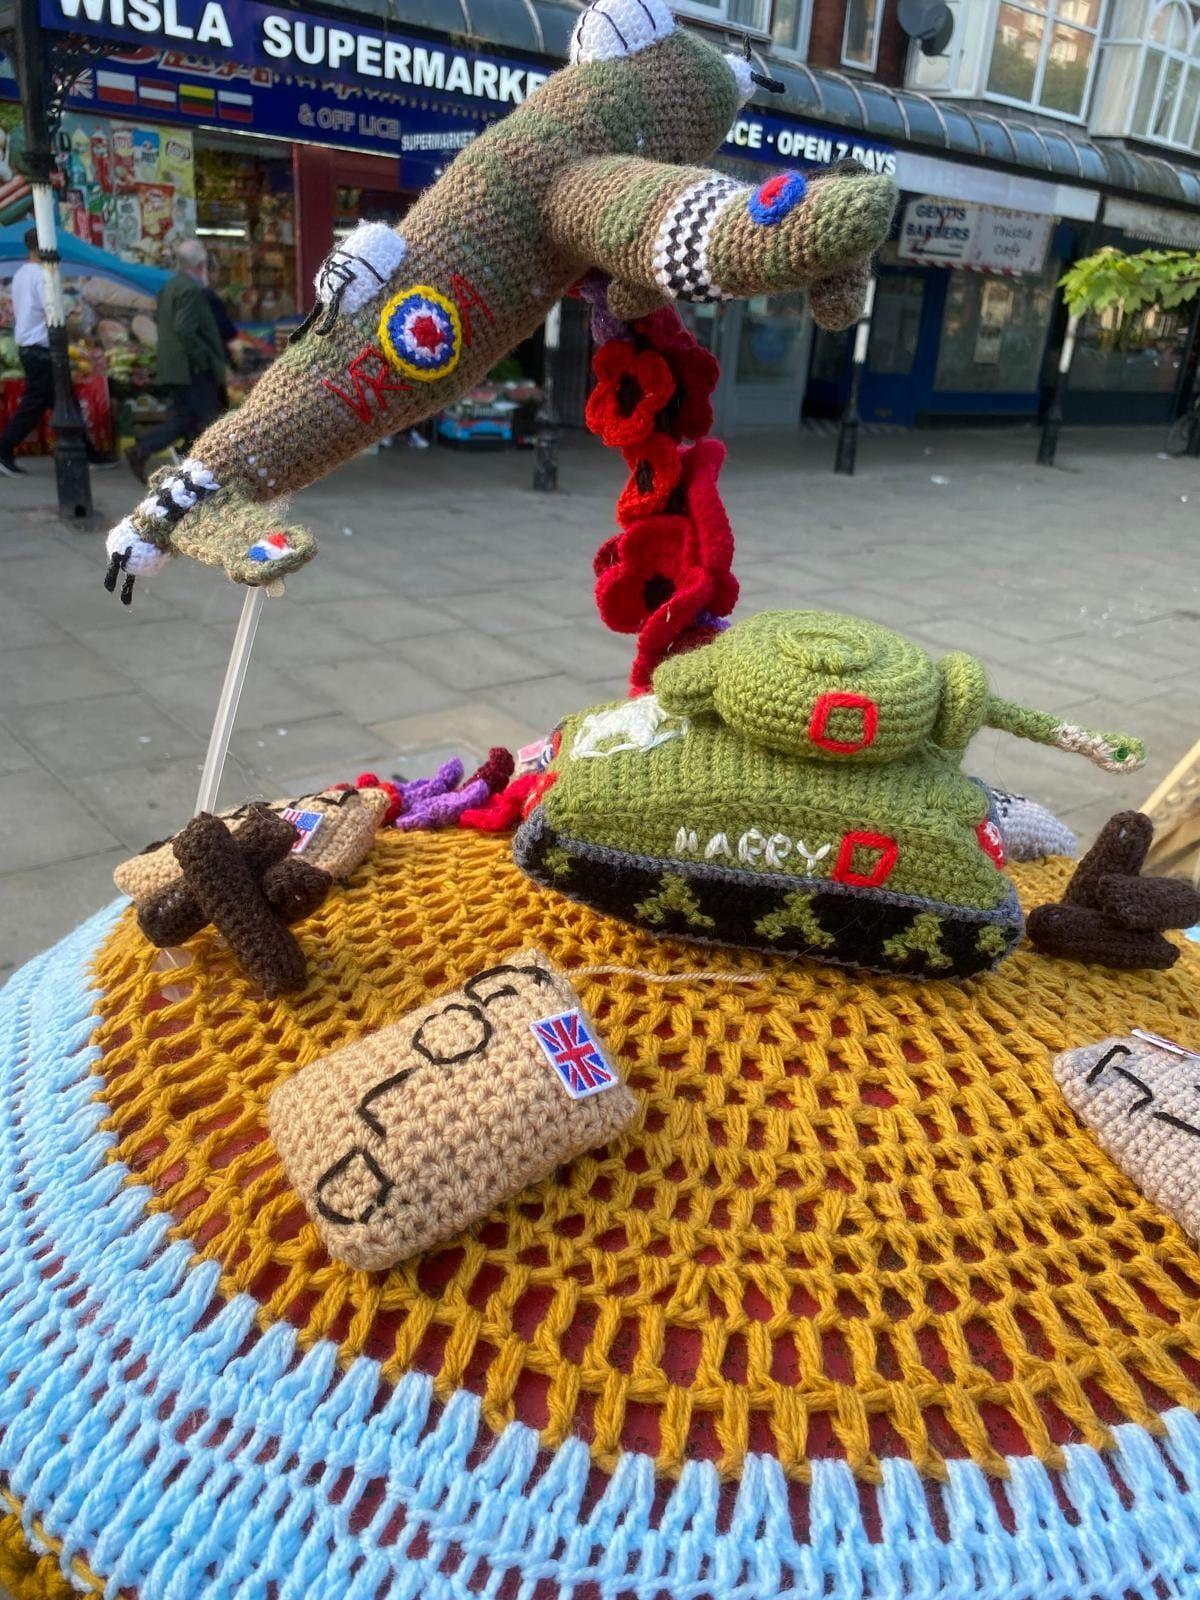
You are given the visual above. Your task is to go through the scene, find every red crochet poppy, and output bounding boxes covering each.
[638,309,720,441]
[593,532,621,578]
[617,432,683,525]
[677,438,738,616]
[594,514,714,646]
[585,341,676,448]
[629,614,731,695]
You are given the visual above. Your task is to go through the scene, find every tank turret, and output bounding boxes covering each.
[653,611,1144,772]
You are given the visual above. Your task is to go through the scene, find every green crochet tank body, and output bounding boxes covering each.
[513,611,1146,980]
[541,707,1008,912]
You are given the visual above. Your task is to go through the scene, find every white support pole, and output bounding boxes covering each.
[31,187,66,330]
[194,586,267,816]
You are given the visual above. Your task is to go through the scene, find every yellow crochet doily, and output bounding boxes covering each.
[91,832,1200,1486]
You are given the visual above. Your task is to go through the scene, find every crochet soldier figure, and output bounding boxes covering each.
[102,0,897,596]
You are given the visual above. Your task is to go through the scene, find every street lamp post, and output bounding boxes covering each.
[834,277,876,477]
[532,299,561,493]
[7,0,94,520]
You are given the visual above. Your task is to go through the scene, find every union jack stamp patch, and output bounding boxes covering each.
[530,1009,617,1100]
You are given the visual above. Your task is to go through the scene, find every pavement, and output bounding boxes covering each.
[0,422,1196,982]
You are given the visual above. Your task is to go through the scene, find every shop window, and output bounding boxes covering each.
[933,261,1058,394]
[842,0,883,70]
[674,0,769,35]
[735,294,808,383]
[195,138,297,408]
[196,140,296,331]
[771,0,813,57]
[675,302,720,354]
[1070,299,1190,395]
[1091,0,1200,152]
[866,277,924,376]
[985,0,1101,119]
[908,0,1100,118]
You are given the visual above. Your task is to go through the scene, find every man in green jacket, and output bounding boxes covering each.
[126,238,227,482]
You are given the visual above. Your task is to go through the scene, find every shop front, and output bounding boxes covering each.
[6,0,564,443]
[808,192,1068,427]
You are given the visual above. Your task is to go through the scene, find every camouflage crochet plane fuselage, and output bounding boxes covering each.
[103,0,897,594]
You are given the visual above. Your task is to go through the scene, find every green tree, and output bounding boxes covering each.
[1060,246,1200,343]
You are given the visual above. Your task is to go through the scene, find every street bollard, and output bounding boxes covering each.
[532,300,561,492]
[834,278,875,477]
[1186,390,1200,457]
[1037,312,1079,469]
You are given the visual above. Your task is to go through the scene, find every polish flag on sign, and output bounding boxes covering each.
[218,90,254,123]
[138,79,177,111]
[96,70,137,107]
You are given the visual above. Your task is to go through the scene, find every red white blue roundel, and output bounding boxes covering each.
[247,531,296,564]
[748,171,808,226]
[378,285,463,382]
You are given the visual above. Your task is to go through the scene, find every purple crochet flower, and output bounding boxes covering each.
[395,759,463,812]
[577,271,629,346]
[398,776,490,831]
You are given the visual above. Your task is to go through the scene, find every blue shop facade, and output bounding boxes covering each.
[24,0,1200,434]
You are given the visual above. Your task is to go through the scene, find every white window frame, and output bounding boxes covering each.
[841,0,883,71]
[981,0,1104,124]
[672,0,772,39]
[905,0,1102,122]
[1093,0,1200,152]
[770,0,814,60]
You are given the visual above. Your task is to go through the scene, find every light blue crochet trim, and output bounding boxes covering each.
[3,910,1200,1599]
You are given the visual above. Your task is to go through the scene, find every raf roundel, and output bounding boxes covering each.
[748,170,808,226]
[378,284,464,382]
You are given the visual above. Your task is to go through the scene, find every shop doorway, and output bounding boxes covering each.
[804,267,935,428]
[858,270,933,426]
[677,292,813,434]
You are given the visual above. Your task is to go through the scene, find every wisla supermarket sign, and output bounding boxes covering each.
[40,0,552,104]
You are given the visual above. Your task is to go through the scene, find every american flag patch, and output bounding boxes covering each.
[531,1010,616,1100]
[280,807,323,853]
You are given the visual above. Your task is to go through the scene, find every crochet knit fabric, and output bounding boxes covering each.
[101,0,896,592]
[3,832,1200,1598]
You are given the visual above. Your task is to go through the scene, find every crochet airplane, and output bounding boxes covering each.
[103,0,898,599]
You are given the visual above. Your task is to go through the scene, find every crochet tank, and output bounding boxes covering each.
[2,831,1200,1599]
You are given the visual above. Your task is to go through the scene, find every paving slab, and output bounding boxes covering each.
[78,756,258,853]
[0,768,121,874]
[1,424,1197,980]
[0,848,128,985]
[0,641,137,709]
[293,653,465,722]
[1,692,200,780]
[228,712,393,781]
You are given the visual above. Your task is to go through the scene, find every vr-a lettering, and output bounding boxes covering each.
[323,346,411,423]
[449,272,494,345]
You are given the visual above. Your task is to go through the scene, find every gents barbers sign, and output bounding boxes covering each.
[40,0,551,104]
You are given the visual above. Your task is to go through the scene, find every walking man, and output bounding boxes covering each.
[0,229,52,477]
[126,238,226,483]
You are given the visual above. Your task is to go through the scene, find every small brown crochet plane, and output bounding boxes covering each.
[102,0,897,599]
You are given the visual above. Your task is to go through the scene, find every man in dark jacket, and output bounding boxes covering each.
[126,238,226,482]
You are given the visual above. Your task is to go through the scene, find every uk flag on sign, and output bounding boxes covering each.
[530,1011,616,1100]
